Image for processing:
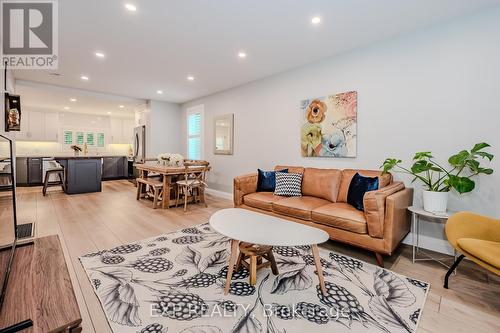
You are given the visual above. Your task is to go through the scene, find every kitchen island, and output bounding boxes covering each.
[15,155,129,194]
[56,157,103,194]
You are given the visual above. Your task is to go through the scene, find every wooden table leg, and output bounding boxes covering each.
[249,255,257,285]
[267,249,279,275]
[311,244,326,295]
[162,175,170,209]
[224,239,239,295]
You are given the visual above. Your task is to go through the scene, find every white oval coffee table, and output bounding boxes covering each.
[209,208,329,295]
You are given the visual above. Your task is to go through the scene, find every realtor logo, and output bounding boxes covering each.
[1,0,58,69]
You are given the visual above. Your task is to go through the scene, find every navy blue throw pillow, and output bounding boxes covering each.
[347,173,379,211]
[257,169,288,192]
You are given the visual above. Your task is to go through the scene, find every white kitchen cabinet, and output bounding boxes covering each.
[110,118,122,144]
[109,117,134,144]
[44,112,59,141]
[121,119,134,144]
[27,111,44,140]
[16,110,59,142]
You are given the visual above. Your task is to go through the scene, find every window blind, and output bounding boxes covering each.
[188,112,202,160]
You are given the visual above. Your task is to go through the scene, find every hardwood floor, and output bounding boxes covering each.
[15,180,500,333]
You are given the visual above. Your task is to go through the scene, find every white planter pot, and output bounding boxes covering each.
[422,190,449,213]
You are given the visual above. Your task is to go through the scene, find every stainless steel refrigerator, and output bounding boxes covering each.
[133,125,146,163]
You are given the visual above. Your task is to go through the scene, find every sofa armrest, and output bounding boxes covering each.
[383,187,414,253]
[233,173,258,206]
[363,182,405,238]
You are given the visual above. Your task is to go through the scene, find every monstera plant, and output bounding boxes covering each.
[381,143,494,212]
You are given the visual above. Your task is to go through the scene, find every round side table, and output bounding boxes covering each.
[407,206,458,271]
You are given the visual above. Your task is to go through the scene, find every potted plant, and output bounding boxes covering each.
[381,143,494,213]
[70,145,82,157]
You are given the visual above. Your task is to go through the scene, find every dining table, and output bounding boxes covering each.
[134,162,208,209]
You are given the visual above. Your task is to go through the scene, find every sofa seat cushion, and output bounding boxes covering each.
[272,196,331,220]
[312,203,368,234]
[457,238,500,269]
[244,192,284,211]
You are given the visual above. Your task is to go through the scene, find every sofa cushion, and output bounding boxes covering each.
[272,196,330,220]
[338,169,392,203]
[274,172,303,197]
[347,173,379,211]
[274,165,305,174]
[457,238,500,269]
[302,168,342,202]
[312,203,368,234]
[257,168,288,192]
[244,192,284,211]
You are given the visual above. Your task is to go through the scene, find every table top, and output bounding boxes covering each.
[135,163,207,174]
[408,206,457,219]
[209,208,329,246]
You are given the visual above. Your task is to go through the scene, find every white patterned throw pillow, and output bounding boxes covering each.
[274,171,303,197]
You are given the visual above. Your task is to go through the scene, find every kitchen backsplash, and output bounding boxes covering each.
[14,141,131,157]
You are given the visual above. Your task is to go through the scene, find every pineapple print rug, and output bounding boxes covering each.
[79,223,429,333]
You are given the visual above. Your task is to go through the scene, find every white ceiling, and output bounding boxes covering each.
[13,0,500,103]
[16,81,143,118]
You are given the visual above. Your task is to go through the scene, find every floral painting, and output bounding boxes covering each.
[301,91,357,157]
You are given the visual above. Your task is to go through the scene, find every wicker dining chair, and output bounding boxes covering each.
[175,160,210,212]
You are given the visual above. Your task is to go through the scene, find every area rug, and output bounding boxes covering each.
[79,224,429,333]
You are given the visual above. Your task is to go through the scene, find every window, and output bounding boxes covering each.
[186,105,204,160]
[63,130,73,145]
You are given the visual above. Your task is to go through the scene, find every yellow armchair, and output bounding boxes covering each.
[444,211,500,288]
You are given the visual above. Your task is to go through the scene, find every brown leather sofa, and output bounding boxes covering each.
[233,165,413,266]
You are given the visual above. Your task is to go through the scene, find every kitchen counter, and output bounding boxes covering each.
[54,155,129,160]
[16,154,128,158]
[15,155,130,193]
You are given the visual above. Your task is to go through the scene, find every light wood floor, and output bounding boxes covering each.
[15,180,500,333]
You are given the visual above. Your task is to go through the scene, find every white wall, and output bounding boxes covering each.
[147,100,183,158]
[182,8,500,253]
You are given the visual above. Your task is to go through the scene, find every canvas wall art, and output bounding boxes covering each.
[301,91,357,157]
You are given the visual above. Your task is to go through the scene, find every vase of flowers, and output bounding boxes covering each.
[157,153,184,167]
[71,145,82,157]
[382,143,494,213]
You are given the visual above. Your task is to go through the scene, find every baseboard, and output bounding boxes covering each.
[402,233,455,255]
[205,188,233,201]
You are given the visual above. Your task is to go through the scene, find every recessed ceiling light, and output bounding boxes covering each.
[125,3,136,11]
[187,76,195,81]
[238,51,247,58]
[80,75,89,81]
[95,51,105,58]
[311,16,321,24]
[119,105,124,108]
[156,90,163,94]
[63,106,70,110]
[70,98,77,102]
[107,111,112,115]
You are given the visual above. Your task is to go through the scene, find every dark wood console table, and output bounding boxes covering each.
[0,235,82,332]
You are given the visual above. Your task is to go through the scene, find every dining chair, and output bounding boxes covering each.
[175,160,210,212]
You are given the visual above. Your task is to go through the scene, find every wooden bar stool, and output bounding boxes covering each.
[236,242,279,285]
[42,165,65,196]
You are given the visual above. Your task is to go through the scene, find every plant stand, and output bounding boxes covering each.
[408,206,458,273]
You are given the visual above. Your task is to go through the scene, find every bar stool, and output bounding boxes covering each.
[43,161,66,196]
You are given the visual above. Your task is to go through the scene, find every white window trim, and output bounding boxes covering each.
[186,104,204,160]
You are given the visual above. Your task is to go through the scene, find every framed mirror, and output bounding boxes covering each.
[213,114,234,155]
